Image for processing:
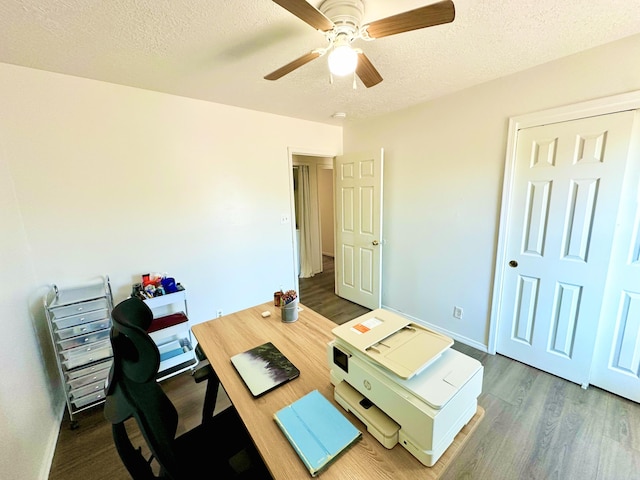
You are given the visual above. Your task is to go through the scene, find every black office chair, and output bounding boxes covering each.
[104,297,271,479]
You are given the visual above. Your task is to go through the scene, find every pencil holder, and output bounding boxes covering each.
[281,299,299,323]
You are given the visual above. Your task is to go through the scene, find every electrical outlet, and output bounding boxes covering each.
[280,214,290,224]
[216,309,223,318]
[453,306,463,319]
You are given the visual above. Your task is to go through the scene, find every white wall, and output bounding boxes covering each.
[344,34,640,350]
[0,136,59,480]
[0,63,341,479]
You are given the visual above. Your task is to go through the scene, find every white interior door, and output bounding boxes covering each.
[590,112,640,402]
[334,149,383,310]
[495,111,636,387]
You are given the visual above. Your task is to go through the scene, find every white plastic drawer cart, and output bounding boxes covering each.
[44,276,114,429]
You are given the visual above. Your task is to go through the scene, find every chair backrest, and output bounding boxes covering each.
[104,297,180,478]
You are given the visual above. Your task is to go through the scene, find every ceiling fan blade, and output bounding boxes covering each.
[264,51,322,81]
[272,0,334,32]
[364,0,455,39]
[356,52,383,88]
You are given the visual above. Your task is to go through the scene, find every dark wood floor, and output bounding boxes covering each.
[441,344,640,480]
[49,261,640,479]
[298,255,371,324]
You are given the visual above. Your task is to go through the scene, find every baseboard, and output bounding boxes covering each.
[380,305,489,353]
[41,404,65,480]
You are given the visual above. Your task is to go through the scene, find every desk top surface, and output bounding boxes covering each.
[192,302,482,480]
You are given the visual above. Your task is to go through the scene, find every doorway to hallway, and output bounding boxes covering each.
[299,255,370,325]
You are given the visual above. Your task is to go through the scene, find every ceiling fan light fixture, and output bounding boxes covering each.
[328,44,358,76]
[267,0,456,87]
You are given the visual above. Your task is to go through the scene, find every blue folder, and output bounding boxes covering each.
[274,389,362,477]
[159,347,184,362]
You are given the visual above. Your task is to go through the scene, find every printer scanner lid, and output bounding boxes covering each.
[332,309,453,379]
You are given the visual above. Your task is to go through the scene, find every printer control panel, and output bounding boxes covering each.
[333,346,350,373]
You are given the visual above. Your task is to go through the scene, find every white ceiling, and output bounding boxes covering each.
[2,0,640,125]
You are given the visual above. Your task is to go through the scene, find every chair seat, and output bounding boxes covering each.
[171,407,271,479]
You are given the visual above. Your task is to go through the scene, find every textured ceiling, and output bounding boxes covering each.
[1,0,640,125]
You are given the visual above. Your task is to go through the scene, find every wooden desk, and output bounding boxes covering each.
[192,302,483,480]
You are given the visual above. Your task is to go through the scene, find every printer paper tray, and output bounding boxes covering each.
[334,381,399,449]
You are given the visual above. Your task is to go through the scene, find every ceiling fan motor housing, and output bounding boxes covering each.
[320,0,365,36]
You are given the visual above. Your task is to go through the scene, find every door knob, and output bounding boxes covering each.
[372,240,380,246]
[508,260,518,268]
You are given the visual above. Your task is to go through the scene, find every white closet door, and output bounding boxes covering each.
[495,110,636,387]
[590,111,640,402]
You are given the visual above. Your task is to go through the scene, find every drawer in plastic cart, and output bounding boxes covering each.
[71,389,106,409]
[70,378,108,400]
[158,338,192,362]
[66,359,112,382]
[51,298,109,320]
[67,363,111,390]
[57,328,110,350]
[62,345,112,370]
[149,322,191,345]
[157,338,196,376]
[61,339,111,360]
[53,308,109,330]
[56,318,111,340]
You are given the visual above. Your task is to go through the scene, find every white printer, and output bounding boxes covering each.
[327,308,483,467]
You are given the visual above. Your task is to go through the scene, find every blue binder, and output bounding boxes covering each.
[274,389,362,477]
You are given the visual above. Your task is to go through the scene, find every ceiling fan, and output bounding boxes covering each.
[264,0,455,88]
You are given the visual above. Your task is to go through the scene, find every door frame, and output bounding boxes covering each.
[287,146,339,296]
[488,90,640,355]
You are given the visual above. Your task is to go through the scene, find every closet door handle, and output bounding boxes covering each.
[372,240,380,246]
